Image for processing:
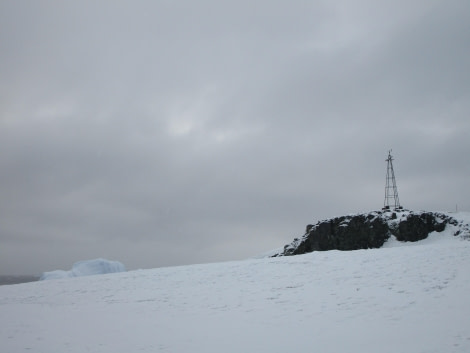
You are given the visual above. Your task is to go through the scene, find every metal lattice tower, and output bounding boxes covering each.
[383,150,402,210]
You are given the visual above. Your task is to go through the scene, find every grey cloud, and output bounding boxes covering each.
[1,1,469,274]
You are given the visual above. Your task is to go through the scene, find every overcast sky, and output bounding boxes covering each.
[1,0,469,275]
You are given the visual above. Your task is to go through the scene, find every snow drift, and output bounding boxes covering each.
[39,258,126,280]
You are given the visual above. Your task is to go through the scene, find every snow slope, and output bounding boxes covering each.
[1,222,470,352]
[39,258,126,280]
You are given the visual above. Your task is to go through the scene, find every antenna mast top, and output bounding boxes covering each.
[383,150,402,211]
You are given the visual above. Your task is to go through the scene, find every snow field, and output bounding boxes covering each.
[1,232,470,352]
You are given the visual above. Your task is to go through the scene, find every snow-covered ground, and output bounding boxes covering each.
[1,214,470,352]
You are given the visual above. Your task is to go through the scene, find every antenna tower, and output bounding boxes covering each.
[383,150,402,210]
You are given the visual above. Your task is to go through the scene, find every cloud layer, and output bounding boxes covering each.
[1,1,469,274]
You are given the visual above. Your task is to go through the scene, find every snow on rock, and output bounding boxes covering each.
[275,210,470,257]
[39,258,126,280]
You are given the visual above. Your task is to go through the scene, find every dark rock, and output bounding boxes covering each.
[284,212,390,256]
[276,210,460,257]
[395,212,450,241]
[434,221,446,232]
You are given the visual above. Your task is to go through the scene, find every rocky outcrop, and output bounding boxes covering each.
[275,210,463,257]
[395,212,446,241]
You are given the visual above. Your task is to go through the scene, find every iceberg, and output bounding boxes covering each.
[40,258,126,280]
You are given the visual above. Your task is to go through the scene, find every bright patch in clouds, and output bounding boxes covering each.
[166,85,218,137]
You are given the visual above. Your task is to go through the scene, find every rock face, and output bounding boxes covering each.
[276,210,461,257]
[396,212,446,241]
